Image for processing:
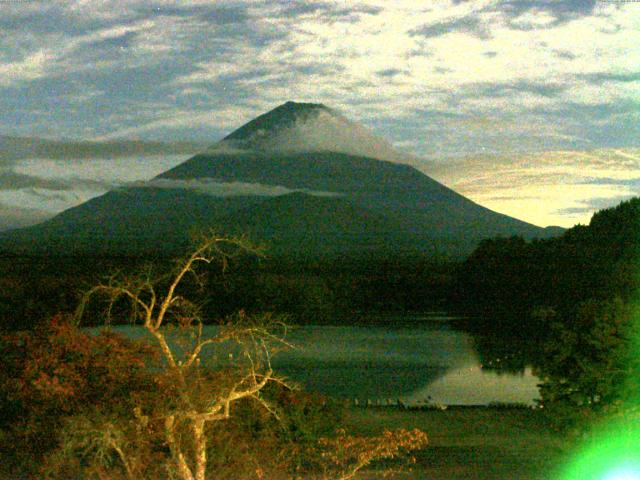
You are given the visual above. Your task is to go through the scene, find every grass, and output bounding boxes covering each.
[344,406,570,480]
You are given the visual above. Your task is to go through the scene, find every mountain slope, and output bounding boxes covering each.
[0,101,562,258]
[159,150,547,241]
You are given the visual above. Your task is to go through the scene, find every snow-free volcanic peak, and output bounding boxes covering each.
[0,101,563,257]
[214,101,405,162]
[222,101,329,143]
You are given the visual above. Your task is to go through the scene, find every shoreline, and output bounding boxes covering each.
[345,406,568,480]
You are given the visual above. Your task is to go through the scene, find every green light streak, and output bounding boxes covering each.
[556,420,640,480]
[558,289,640,479]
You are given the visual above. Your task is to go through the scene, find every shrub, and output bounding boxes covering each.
[1,234,429,479]
[535,297,638,431]
[0,315,157,477]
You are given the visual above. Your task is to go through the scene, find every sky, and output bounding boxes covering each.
[0,0,639,229]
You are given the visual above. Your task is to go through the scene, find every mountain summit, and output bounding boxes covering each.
[222,101,329,145]
[213,101,404,162]
[0,102,561,257]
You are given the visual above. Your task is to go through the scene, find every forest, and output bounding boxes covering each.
[454,198,640,428]
[1,198,639,478]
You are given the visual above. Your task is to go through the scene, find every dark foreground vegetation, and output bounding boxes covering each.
[1,197,639,478]
[455,197,640,432]
[0,235,427,479]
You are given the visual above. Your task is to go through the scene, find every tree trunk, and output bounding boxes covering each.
[165,415,195,480]
[193,417,207,480]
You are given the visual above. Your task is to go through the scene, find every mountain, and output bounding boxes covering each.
[0,101,562,258]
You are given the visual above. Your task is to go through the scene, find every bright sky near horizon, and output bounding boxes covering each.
[0,0,639,230]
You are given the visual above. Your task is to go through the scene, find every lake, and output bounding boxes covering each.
[272,318,540,406]
[99,314,541,406]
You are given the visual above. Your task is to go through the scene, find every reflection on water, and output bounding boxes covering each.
[274,359,448,403]
[272,320,541,406]
[97,317,541,406]
[403,364,540,406]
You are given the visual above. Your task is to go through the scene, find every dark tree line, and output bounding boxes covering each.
[454,198,639,334]
[454,197,640,428]
[0,250,455,332]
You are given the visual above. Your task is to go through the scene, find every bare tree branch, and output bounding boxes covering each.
[74,233,291,480]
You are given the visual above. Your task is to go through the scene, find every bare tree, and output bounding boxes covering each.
[75,234,292,480]
[71,233,429,480]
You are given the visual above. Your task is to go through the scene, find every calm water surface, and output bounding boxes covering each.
[272,320,540,406]
[103,316,540,406]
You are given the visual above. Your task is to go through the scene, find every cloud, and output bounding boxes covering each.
[375,68,405,78]
[493,0,598,28]
[0,0,637,159]
[553,49,577,60]
[409,15,492,39]
[126,178,341,198]
[135,3,251,26]
[579,72,640,83]
[0,0,638,230]
[556,194,637,216]
[216,106,412,163]
[0,49,53,86]
[0,187,89,217]
[0,136,206,161]
[0,18,159,87]
[0,168,120,221]
[484,194,544,202]
[0,203,52,231]
[13,154,191,186]
[466,80,567,99]
[0,171,73,191]
[0,150,194,229]
[426,147,640,227]
[578,176,640,187]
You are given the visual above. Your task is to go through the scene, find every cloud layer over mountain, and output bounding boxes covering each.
[2,137,636,231]
[216,107,409,163]
[1,1,637,158]
[126,178,340,198]
[0,149,196,230]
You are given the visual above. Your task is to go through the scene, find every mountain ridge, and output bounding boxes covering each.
[0,101,563,258]
[221,101,329,146]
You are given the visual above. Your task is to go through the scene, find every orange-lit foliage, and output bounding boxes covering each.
[1,318,428,479]
[0,315,157,476]
[1,232,430,479]
[2,315,155,410]
[316,428,428,480]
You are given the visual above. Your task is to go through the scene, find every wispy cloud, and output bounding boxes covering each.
[0,171,77,191]
[409,15,492,40]
[0,0,638,229]
[427,147,640,227]
[1,0,635,156]
[0,151,193,230]
[127,178,341,198]
[0,202,52,231]
[577,176,640,187]
[556,194,638,216]
[0,136,206,161]
[217,107,410,163]
[0,18,158,87]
